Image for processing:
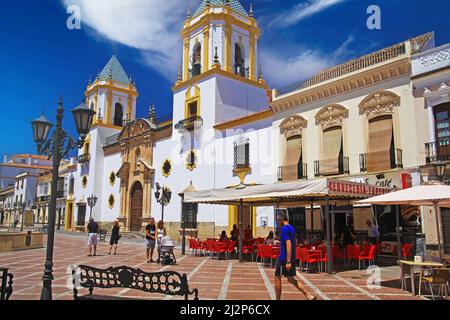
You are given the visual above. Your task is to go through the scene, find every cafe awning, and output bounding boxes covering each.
[184,178,391,206]
[184,178,391,271]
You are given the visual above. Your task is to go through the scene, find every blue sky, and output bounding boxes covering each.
[0,0,449,157]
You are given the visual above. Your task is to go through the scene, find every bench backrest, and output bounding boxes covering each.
[72,265,198,300]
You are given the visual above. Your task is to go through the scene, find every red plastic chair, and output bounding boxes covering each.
[270,247,280,267]
[402,243,413,260]
[298,248,319,273]
[242,244,254,261]
[365,245,376,266]
[256,244,264,264]
[226,241,236,259]
[352,246,367,270]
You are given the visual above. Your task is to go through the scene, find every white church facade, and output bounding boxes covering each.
[68,0,450,252]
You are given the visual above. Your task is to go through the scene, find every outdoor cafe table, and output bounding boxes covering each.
[398,260,444,295]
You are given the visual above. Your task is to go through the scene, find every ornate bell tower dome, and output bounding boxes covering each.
[85,55,139,129]
[176,0,263,86]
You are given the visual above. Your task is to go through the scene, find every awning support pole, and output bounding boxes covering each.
[433,201,443,261]
[395,205,402,260]
[310,200,314,241]
[325,197,334,274]
[239,199,243,263]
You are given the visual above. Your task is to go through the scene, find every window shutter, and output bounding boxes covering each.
[321,127,342,175]
[367,116,393,172]
[283,136,302,180]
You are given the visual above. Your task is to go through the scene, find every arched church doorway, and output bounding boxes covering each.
[130,182,143,231]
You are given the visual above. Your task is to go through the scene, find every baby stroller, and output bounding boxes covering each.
[159,236,177,265]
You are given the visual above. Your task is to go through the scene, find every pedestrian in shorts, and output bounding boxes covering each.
[145,218,156,263]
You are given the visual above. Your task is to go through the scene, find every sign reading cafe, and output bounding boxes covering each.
[327,180,391,196]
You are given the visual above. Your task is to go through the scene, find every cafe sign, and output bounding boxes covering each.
[327,179,391,197]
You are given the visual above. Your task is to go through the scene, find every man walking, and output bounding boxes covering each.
[87,218,99,256]
[275,213,316,301]
[145,217,157,263]
[367,220,380,245]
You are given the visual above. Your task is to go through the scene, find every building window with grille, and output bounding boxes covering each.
[234,137,250,169]
[182,202,198,229]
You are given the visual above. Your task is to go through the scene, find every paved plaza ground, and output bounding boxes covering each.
[0,233,431,300]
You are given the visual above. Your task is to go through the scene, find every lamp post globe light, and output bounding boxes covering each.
[87,194,98,219]
[154,183,171,222]
[31,97,95,300]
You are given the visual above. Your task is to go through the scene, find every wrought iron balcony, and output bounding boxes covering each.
[277,163,308,181]
[78,153,91,163]
[359,150,403,172]
[425,140,450,164]
[314,156,349,177]
[175,116,203,132]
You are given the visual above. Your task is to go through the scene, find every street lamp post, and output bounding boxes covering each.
[87,194,98,220]
[433,161,447,182]
[19,201,29,232]
[154,183,171,222]
[432,161,447,261]
[31,97,95,300]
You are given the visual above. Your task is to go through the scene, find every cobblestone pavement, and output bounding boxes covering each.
[0,233,432,300]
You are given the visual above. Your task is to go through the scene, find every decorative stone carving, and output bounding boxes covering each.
[419,47,450,67]
[280,115,308,138]
[358,91,400,118]
[315,104,348,129]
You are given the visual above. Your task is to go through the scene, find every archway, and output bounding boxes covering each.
[130,182,143,231]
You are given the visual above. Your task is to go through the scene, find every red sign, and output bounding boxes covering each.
[401,173,412,189]
[327,180,391,197]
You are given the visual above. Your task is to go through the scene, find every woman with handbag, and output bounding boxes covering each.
[109,220,121,255]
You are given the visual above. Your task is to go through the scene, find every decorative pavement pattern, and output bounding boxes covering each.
[0,233,427,300]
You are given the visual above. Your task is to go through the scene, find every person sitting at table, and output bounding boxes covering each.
[264,231,274,245]
[341,222,355,247]
[219,230,228,241]
[230,224,239,241]
[244,225,253,242]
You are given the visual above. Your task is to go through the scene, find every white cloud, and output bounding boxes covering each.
[61,0,355,88]
[260,35,355,88]
[268,0,349,29]
[61,0,196,80]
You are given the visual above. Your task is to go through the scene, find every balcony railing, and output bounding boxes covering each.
[78,153,91,163]
[175,116,203,132]
[275,43,406,97]
[277,163,308,181]
[359,150,403,172]
[425,141,450,163]
[314,156,349,177]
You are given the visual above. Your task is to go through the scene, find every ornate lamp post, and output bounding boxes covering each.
[154,183,171,222]
[31,97,95,300]
[87,194,98,219]
[19,201,30,232]
[432,161,447,182]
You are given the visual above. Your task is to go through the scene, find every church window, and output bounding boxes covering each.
[113,103,124,127]
[109,172,116,186]
[191,43,202,77]
[234,137,250,169]
[108,194,115,209]
[234,43,247,77]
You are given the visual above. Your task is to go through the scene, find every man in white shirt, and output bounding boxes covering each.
[367,220,380,245]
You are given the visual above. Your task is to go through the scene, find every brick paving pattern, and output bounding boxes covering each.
[0,233,431,300]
